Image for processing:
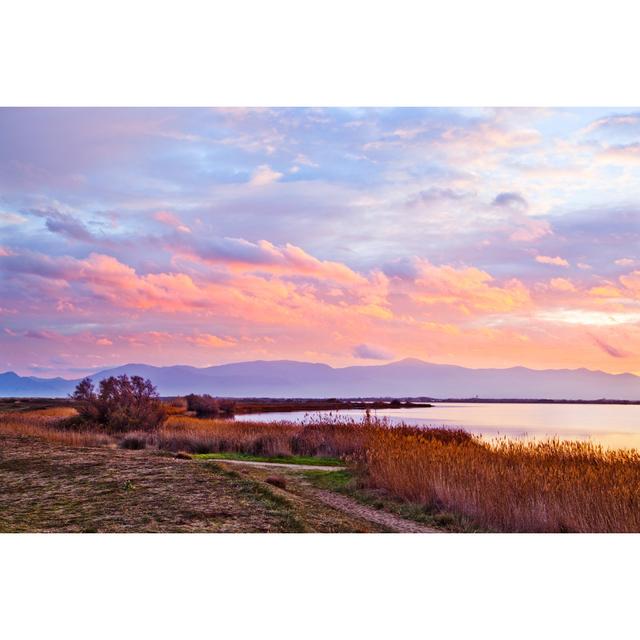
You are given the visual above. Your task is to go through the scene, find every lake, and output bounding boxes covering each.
[238,403,640,449]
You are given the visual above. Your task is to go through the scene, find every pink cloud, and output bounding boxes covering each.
[186,334,236,348]
[535,255,569,267]
[249,164,283,186]
[4,239,640,377]
[154,211,191,233]
[409,260,531,316]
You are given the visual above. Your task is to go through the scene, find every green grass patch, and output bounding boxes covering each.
[193,452,343,467]
[304,469,354,490]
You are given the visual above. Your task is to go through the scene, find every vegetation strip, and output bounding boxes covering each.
[193,452,343,466]
[4,380,640,533]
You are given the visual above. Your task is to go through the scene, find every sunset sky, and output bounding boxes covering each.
[1,107,639,377]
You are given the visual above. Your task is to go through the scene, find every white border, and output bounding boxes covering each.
[1,0,639,106]
[2,534,639,639]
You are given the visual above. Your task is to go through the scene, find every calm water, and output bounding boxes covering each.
[238,403,640,449]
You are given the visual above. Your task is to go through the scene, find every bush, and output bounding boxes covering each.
[185,393,220,418]
[72,375,167,433]
[219,399,236,417]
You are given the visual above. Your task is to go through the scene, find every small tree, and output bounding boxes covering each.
[185,393,220,418]
[219,398,236,417]
[71,375,166,432]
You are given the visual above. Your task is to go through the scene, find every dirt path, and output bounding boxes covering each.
[213,459,440,533]
[203,458,344,472]
[308,488,439,533]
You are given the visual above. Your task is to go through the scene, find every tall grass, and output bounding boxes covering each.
[157,414,369,457]
[0,408,113,447]
[364,427,640,532]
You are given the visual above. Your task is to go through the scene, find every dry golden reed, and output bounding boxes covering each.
[364,426,640,533]
[0,409,113,447]
[157,414,368,457]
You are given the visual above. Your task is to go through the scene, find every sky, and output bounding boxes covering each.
[1,107,639,378]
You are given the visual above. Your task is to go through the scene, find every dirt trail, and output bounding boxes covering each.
[308,488,439,533]
[203,458,344,472]
[212,458,440,533]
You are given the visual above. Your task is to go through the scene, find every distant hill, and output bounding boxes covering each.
[1,358,639,400]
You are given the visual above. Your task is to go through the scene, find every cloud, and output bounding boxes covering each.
[535,255,569,267]
[619,270,640,296]
[249,164,283,186]
[489,192,553,242]
[584,113,640,135]
[590,335,629,358]
[548,278,576,292]
[293,153,318,167]
[407,187,470,207]
[598,143,640,165]
[409,259,531,316]
[0,212,26,225]
[186,334,236,348]
[382,256,421,280]
[24,329,61,340]
[183,237,367,285]
[615,258,635,267]
[509,216,552,242]
[492,192,528,209]
[352,343,394,360]
[154,211,191,233]
[28,208,94,242]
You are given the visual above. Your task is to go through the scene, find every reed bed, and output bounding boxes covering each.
[157,414,370,457]
[364,427,640,532]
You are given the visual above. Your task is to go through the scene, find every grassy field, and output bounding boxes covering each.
[0,432,395,533]
[2,403,640,532]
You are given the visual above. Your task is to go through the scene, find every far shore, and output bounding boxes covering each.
[2,396,639,415]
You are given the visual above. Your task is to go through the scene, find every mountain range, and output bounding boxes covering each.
[1,359,639,400]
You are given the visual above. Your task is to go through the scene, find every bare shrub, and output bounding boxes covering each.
[72,375,166,433]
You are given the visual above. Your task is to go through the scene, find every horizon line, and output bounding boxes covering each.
[4,357,639,381]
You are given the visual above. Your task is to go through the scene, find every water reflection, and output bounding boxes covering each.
[237,403,640,449]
